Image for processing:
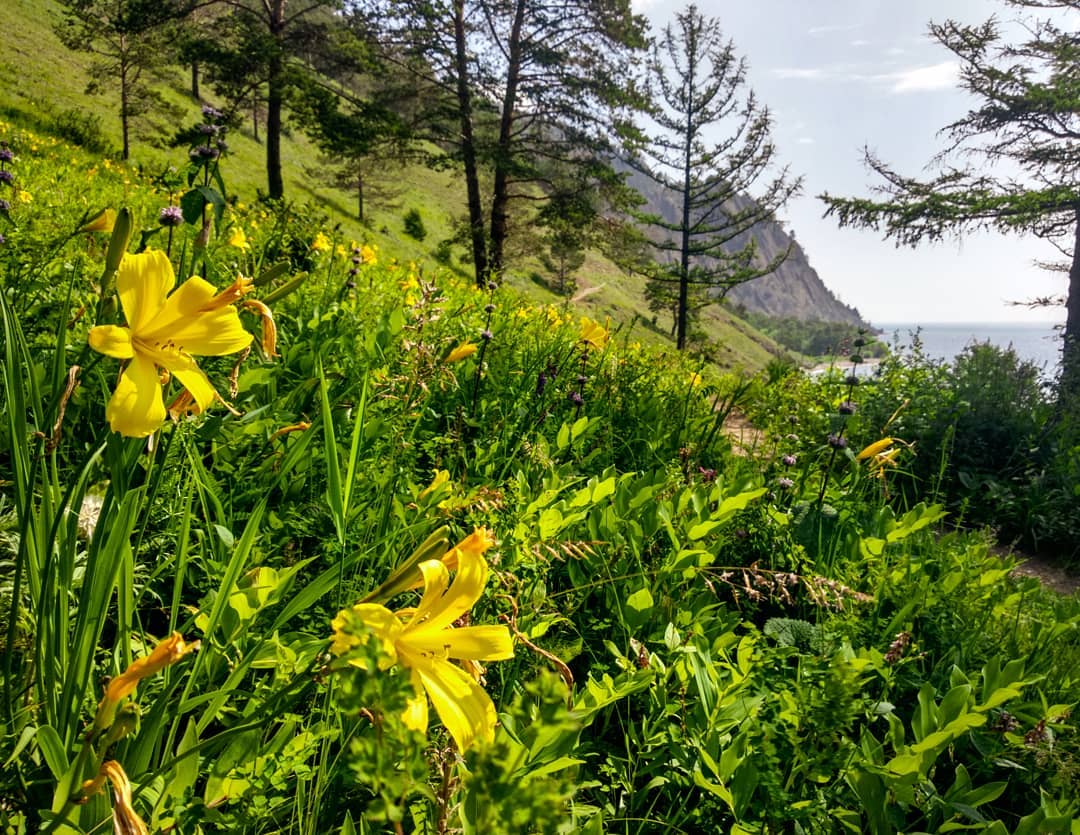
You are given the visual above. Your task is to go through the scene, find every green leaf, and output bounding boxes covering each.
[624,587,654,630]
[35,725,68,781]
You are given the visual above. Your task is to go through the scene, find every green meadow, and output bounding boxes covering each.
[1,5,1079,833]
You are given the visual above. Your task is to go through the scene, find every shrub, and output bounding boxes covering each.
[403,207,426,241]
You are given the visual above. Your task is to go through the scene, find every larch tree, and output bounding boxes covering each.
[633,4,801,350]
[361,0,647,286]
[820,0,1080,398]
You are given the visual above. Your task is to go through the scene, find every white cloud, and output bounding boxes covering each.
[773,67,828,80]
[850,39,871,47]
[807,23,862,36]
[796,137,815,144]
[888,61,959,93]
[886,46,907,56]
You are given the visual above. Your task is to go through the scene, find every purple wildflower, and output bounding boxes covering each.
[782,454,797,467]
[839,401,857,415]
[777,477,795,489]
[568,391,584,407]
[827,434,848,450]
[0,148,12,163]
[480,329,493,342]
[0,170,13,185]
[158,205,184,227]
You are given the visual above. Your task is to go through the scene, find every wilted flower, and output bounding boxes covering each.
[838,400,857,415]
[93,632,200,730]
[827,434,847,450]
[78,761,149,835]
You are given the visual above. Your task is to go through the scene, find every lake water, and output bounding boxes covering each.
[875,321,1064,375]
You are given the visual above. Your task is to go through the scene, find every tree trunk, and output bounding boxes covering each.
[120,41,130,161]
[1059,209,1080,401]
[488,0,527,283]
[191,61,200,99]
[265,0,286,200]
[676,44,696,351]
[453,0,488,287]
[357,169,364,221]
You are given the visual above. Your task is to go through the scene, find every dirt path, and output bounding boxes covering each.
[1003,548,1080,596]
[722,411,766,457]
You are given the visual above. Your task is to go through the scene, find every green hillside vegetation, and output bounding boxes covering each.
[0,0,787,372]
[2,2,1080,833]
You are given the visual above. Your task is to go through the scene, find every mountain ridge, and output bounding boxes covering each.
[622,165,868,326]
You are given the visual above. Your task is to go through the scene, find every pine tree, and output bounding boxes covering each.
[183,0,342,200]
[361,0,647,286]
[55,0,192,160]
[633,4,800,350]
[820,0,1080,398]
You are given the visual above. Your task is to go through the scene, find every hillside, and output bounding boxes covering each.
[623,167,867,325]
[0,0,852,370]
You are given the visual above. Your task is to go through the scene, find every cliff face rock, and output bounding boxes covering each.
[623,166,867,326]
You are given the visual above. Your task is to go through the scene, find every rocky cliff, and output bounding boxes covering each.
[623,166,867,326]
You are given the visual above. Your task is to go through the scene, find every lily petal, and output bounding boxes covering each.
[402,669,429,734]
[351,603,403,667]
[88,325,134,359]
[106,353,166,438]
[418,545,489,634]
[410,655,498,751]
[172,365,219,413]
[117,251,175,333]
[406,559,451,629]
[409,624,514,662]
[142,277,253,356]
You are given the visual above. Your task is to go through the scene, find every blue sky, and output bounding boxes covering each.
[632,0,1069,324]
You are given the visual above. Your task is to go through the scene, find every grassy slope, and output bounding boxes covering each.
[0,0,784,371]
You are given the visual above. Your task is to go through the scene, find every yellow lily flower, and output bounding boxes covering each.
[856,437,895,460]
[311,231,332,253]
[444,341,477,364]
[227,227,250,251]
[331,529,513,751]
[78,761,148,835]
[94,632,200,731]
[81,208,117,234]
[360,244,377,265]
[580,316,609,350]
[88,250,253,437]
[417,469,451,500]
